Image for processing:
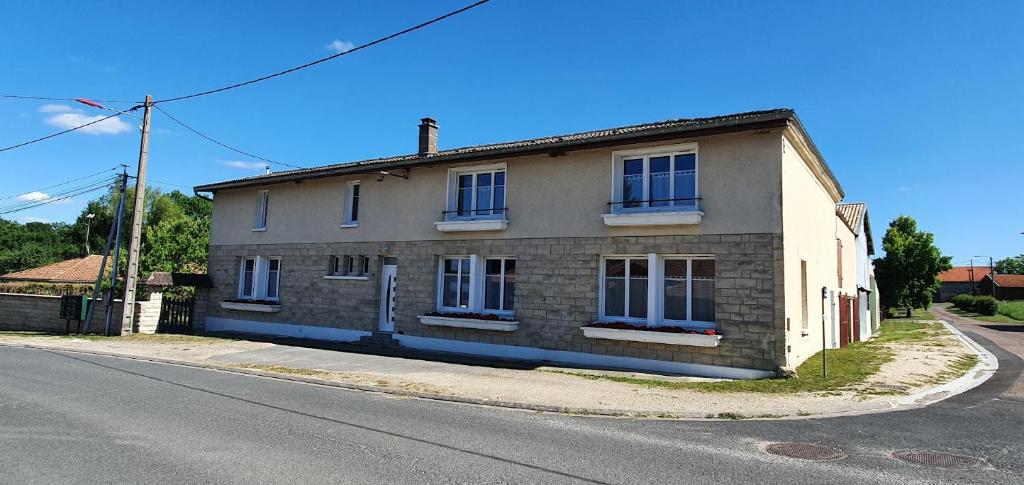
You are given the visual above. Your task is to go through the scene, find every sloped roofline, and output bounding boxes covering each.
[194,108,845,198]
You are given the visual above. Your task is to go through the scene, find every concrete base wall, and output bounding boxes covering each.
[206,233,784,371]
[0,293,127,334]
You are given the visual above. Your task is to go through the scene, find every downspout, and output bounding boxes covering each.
[193,190,213,202]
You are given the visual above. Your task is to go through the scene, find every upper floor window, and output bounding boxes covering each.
[253,190,269,230]
[611,144,697,212]
[445,163,506,221]
[342,181,360,227]
[237,256,281,301]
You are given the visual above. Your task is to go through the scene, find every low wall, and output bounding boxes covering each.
[0,293,127,335]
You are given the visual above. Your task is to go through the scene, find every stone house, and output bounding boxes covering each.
[194,109,870,378]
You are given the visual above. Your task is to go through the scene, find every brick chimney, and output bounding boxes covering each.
[418,118,438,155]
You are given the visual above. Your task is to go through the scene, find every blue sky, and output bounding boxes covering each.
[1,0,1021,265]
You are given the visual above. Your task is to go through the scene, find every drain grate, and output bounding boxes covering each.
[764,442,847,461]
[891,450,985,469]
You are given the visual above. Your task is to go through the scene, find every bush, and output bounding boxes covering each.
[952,294,976,310]
[973,296,999,316]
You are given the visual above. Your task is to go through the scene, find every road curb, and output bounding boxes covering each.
[0,328,1000,421]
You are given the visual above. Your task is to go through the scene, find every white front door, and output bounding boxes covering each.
[379,262,397,332]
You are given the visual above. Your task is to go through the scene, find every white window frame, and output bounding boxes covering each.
[341,180,360,227]
[610,143,698,214]
[253,190,269,231]
[482,257,515,315]
[237,256,281,301]
[325,255,370,280]
[435,255,517,316]
[598,254,715,329]
[444,163,507,221]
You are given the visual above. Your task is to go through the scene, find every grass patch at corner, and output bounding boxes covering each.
[945,306,1024,324]
[234,363,332,378]
[547,321,940,394]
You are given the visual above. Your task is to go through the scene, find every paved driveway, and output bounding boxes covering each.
[932,304,1024,399]
[0,325,1022,484]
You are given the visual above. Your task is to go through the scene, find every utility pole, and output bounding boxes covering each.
[119,95,153,336]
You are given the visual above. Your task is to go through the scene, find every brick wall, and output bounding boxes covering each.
[0,293,126,334]
[206,233,783,370]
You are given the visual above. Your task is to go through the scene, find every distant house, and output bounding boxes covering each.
[936,266,991,302]
[978,274,1024,301]
[0,255,104,285]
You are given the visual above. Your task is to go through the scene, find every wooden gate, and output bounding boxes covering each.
[852,296,861,343]
[158,298,194,334]
[838,296,853,347]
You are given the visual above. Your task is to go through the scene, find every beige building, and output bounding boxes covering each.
[195,109,873,378]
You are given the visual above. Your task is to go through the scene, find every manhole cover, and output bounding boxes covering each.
[891,450,985,469]
[764,442,847,461]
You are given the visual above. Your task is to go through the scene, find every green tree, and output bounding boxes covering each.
[994,254,1024,275]
[0,219,80,275]
[874,215,952,316]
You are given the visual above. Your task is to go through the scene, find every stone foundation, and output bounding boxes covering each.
[206,234,783,371]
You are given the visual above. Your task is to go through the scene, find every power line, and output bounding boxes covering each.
[0,166,118,201]
[0,178,117,215]
[0,110,139,154]
[153,0,490,104]
[1,94,138,104]
[0,176,119,213]
[154,105,305,170]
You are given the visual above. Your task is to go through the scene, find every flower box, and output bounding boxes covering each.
[220,300,282,313]
[581,323,721,347]
[418,313,519,332]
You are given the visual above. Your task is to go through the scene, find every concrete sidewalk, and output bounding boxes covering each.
[0,322,994,419]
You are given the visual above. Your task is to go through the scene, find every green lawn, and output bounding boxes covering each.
[998,301,1024,321]
[548,321,942,394]
[946,306,1024,324]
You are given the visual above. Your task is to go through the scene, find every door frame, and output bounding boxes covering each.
[378,261,397,332]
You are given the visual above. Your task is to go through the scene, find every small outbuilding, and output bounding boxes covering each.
[978,274,1024,301]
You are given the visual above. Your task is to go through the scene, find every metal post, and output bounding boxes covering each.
[119,95,152,336]
[82,173,128,334]
[969,259,975,295]
[990,257,996,300]
[103,179,128,336]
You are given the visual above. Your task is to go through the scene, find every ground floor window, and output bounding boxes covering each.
[237,256,282,301]
[328,255,369,277]
[600,254,715,328]
[438,255,516,315]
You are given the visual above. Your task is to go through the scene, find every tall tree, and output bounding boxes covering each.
[994,254,1024,275]
[874,215,952,315]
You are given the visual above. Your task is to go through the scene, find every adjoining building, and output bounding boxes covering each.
[0,255,104,286]
[194,109,875,378]
[978,274,1024,301]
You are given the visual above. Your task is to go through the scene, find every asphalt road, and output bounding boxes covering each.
[1,326,1022,484]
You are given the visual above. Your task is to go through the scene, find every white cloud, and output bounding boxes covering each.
[221,160,267,171]
[17,216,51,224]
[39,103,76,113]
[15,191,73,204]
[44,112,132,135]
[325,39,354,53]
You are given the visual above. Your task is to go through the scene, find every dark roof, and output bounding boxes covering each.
[195,108,843,196]
[0,255,105,284]
[145,272,213,288]
[836,202,875,256]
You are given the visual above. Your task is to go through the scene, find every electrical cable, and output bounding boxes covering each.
[153,0,490,104]
[0,166,118,201]
[0,178,116,215]
[0,110,138,154]
[154,105,305,169]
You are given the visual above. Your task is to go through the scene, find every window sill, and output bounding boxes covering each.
[339,223,359,229]
[324,275,369,281]
[251,227,267,232]
[581,325,721,347]
[220,301,281,313]
[601,210,703,226]
[434,219,509,232]
[418,314,519,332]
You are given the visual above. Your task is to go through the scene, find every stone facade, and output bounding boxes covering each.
[0,293,126,334]
[207,233,783,371]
